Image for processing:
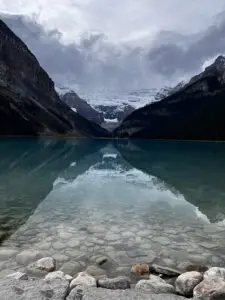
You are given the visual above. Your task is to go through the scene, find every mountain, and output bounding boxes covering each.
[95,104,135,131]
[95,104,135,122]
[58,90,104,125]
[56,86,135,131]
[0,19,108,137]
[115,56,225,140]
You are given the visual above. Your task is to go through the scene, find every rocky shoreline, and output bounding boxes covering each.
[0,252,225,299]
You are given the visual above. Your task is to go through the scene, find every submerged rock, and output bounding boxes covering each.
[70,272,97,290]
[177,262,208,273]
[98,277,130,290]
[131,264,149,276]
[135,274,176,294]
[85,265,107,277]
[175,271,203,297]
[0,248,18,260]
[149,264,181,277]
[59,261,84,276]
[16,250,42,266]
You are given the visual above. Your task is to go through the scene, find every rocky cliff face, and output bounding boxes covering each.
[115,56,225,140]
[60,91,104,125]
[0,19,108,137]
[96,104,135,122]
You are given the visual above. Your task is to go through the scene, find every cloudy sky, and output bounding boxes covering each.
[1,0,225,96]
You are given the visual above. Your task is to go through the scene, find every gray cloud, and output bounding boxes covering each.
[147,17,225,78]
[1,8,225,92]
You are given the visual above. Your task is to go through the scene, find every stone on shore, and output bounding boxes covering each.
[7,272,28,280]
[175,271,203,297]
[135,274,176,294]
[67,286,187,300]
[0,278,69,300]
[194,277,225,299]
[34,257,56,272]
[204,267,225,280]
[45,271,73,282]
[98,277,130,290]
[131,264,149,276]
[70,272,97,290]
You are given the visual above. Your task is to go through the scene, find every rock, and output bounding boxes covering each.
[95,256,108,266]
[135,275,176,294]
[85,265,107,277]
[24,266,48,278]
[115,266,130,276]
[98,277,131,290]
[52,241,66,250]
[52,253,69,263]
[0,278,69,299]
[188,254,209,264]
[67,286,187,300]
[16,250,42,266]
[131,264,149,276]
[104,233,120,241]
[34,257,56,272]
[127,249,148,259]
[151,237,170,246]
[177,262,208,273]
[149,264,181,277]
[59,261,84,276]
[7,272,28,280]
[61,92,105,126]
[194,277,225,299]
[175,271,203,297]
[45,271,72,282]
[68,239,80,248]
[0,248,18,260]
[204,267,225,280]
[36,242,51,250]
[70,272,97,290]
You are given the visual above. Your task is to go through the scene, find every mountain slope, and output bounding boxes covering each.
[0,19,108,137]
[60,91,104,125]
[115,56,225,140]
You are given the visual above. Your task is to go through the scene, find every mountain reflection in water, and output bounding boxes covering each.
[0,138,225,277]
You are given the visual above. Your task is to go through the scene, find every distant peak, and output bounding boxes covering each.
[215,55,225,63]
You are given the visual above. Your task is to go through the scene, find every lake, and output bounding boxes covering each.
[0,138,225,278]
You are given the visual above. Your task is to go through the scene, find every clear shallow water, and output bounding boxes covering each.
[1,139,225,276]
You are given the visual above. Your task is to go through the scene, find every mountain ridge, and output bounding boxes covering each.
[115,56,225,140]
[0,18,108,137]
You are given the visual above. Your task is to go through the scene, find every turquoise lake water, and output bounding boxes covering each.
[0,138,225,276]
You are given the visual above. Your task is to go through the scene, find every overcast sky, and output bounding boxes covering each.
[1,0,225,94]
[1,0,225,43]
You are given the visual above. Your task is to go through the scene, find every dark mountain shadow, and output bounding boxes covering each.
[115,139,225,223]
[0,138,107,243]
